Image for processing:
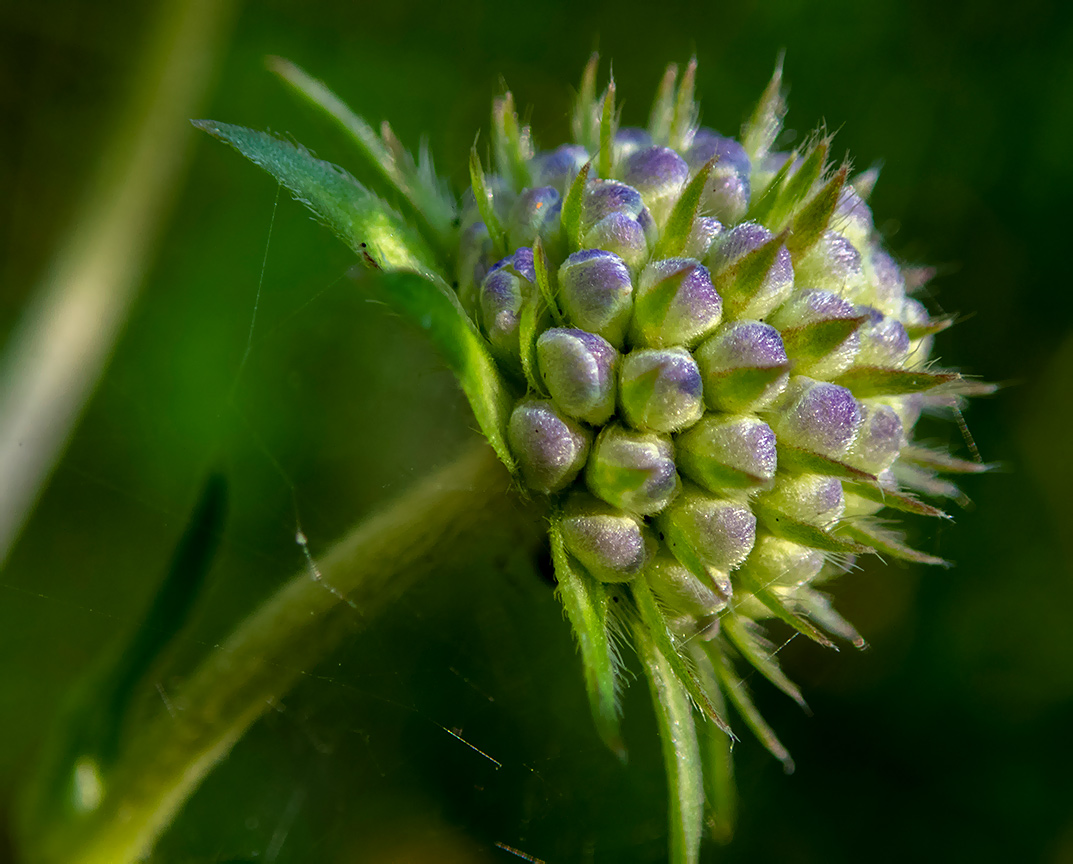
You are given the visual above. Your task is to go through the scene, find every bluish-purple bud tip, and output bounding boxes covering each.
[622,146,690,225]
[557,249,635,349]
[685,129,751,225]
[632,258,723,349]
[506,186,562,249]
[560,492,654,582]
[508,399,591,493]
[580,180,657,271]
[708,222,794,319]
[694,321,791,412]
[586,424,679,515]
[536,328,618,425]
[618,348,704,433]
[770,377,863,459]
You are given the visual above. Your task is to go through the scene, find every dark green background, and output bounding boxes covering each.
[3,0,1073,861]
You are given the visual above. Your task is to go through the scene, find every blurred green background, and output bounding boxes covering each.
[3,0,1073,861]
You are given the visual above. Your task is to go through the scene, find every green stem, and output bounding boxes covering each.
[19,443,542,864]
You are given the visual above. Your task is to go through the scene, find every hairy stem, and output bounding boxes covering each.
[19,443,542,864]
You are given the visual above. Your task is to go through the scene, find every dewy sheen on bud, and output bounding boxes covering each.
[200,53,992,864]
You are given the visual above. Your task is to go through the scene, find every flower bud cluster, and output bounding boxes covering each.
[451,61,984,853]
[460,72,962,650]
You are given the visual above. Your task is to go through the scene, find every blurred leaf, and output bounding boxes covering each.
[193,120,439,277]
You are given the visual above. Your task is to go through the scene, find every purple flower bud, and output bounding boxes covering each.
[612,127,653,166]
[621,146,690,225]
[586,424,679,515]
[580,180,657,271]
[760,473,845,526]
[769,377,862,459]
[746,534,826,589]
[560,492,654,582]
[854,306,910,367]
[632,258,723,349]
[536,328,618,425]
[768,288,864,378]
[843,402,905,474]
[457,221,494,316]
[506,186,561,249]
[685,129,752,225]
[508,398,591,494]
[863,244,910,318]
[534,144,589,194]
[794,230,869,301]
[681,216,724,260]
[479,248,535,360]
[676,414,777,491]
[707,222,794,320]
[618,348,704,433]
[657,487,757,575]
[835,185,875,250]
[557,249,635,349]
[694,321,791,412]
[646,551,729,618]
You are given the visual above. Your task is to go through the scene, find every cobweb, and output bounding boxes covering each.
[2,188,864,864]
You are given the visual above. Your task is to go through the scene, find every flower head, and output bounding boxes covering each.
[198,53,991,864]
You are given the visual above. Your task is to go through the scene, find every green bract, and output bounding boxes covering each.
[197,54,991,864]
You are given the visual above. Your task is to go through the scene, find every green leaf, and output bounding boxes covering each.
[267,57,455,254]
[194,120,438,277]
[901,446,993,475]
[904,316,955,340]
[712,227,790,319]
[786,162,849,260]
[572,52,601,150]
[709,646,795,773]
[598,78,617,180]
[838,521,950,567]
[793,588,867,648]
[734,567,835,648]
[518,296,548,395]
[649,62,679,146]
[721,614,808,710]
[635,624,705,864]
[831,366,961,398]
[669,57,698,152]
[745,147,796,223]
[763,134,830,229]
[654,157,717,259]
[492,90,532,191]
[373,272,517,476]
[469,145,508,258]
[561,160,592,251]
[532,236,564,324]
[549,517,627,760]
[779,314,869,365]
[633,577,734,736]
[741,54,786,162]
[775,443,878,482]
[751,497,871,555]
[844,481,952,519]
[686,645,737,845]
